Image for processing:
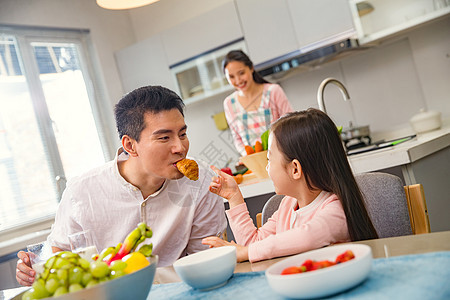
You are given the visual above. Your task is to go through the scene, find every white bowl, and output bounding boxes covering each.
[409,109,442,134]
[266,244,372,299]
[13,256,158,300]
[173,246,236,291]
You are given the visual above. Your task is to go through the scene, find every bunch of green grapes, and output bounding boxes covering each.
[22,251,127,300]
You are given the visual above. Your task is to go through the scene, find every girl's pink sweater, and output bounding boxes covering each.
[226,191,350,262]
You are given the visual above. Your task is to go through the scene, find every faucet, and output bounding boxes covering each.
[317,78,350,114]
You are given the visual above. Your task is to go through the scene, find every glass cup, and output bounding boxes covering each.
[68,229,98,261]
[27,241,52,275]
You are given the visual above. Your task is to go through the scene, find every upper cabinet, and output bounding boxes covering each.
[235,0,356,66]
[234,0,299,65]
[287,0,355,48]
[115,34,175,93]
[349,0,450,44]
[169,39,246,105]
[116,0,449,106]
[161,2,243,65]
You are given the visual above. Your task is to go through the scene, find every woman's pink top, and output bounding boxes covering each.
[226,191,350,262]
[223,83,292,156]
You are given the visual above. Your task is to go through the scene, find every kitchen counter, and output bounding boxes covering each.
[348,123,450,175]
[239,176,274,199]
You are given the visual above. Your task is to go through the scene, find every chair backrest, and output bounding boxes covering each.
[257,173,423,237]
[404,184,430,234]
[261,194,284,225]
[355,172,412,238]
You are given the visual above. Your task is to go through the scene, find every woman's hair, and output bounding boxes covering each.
[222,50,270,84]
[271,108,378,241]
[115,85,185,141]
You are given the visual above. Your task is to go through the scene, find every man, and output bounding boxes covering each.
[16,86,227,286]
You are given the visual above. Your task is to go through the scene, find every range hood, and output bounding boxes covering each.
[255,30,369,81]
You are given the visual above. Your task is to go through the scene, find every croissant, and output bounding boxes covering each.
[176,158,199,181]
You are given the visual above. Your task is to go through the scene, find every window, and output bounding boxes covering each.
[0,26,115,236]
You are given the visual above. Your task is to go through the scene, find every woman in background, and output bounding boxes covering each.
[222,50,293,156]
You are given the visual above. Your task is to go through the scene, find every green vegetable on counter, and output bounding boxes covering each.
[261,129,269,151]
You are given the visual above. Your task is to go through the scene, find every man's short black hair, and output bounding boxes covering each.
[114,85,185,141]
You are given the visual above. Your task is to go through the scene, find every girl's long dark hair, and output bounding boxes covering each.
[271,109,378,241]
[222,50,270,84]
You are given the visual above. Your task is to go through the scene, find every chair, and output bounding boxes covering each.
[355,172,412,238]
[404,184,430,234]
[256,194,284,228]
[255,172,430,238]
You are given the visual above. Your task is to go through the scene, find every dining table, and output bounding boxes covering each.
[1,231,450,300]
[151,231,450,299]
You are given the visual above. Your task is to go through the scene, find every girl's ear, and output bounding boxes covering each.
[291,159,302,180]
[122,135,138,157]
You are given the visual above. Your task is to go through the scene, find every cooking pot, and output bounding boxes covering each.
[409,109,442,134]
[340,123,370,142]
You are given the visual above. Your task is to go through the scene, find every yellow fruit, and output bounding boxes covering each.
[122,252,150,274]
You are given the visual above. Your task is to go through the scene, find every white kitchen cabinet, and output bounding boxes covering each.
[287,0,356,48]
[169,39,246,105]
[349,0,450,44]
[234,0,299,66]
[161,1,243,66]
[115,34,175,93]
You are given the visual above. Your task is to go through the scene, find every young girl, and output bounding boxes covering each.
[222,50,293,156]
[203,108,378,263]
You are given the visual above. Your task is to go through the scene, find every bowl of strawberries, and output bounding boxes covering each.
[265,244,372,299]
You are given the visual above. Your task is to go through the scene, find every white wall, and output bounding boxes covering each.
[127,0,232,41]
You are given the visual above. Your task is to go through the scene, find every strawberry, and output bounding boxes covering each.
[335,250,355,264]
[313,260,335,270]
[280,250,355,276]
[281,266,302,275]
[301,259,314,271]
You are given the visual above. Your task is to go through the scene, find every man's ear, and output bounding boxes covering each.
[121,135,138,157]
[291,159,302,180]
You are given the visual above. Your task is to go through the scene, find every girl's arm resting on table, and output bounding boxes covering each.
[202,237,249,262]
[248,202,349,263]
[226,202,278,246]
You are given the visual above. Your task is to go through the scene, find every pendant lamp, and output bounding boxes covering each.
[97,0,159,10]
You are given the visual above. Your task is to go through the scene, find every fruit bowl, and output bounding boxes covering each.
[13,256,158,300]
[265,244,372,299]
